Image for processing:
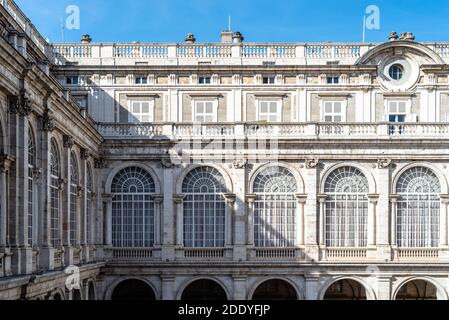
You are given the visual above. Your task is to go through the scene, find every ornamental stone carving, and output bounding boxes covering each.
[42,111,55,132]
[9,91,32,116]
[63,135,74,149]
[305,158,319,169]
[80,148,90,160]
[377,159,392,169]
[232,159,247,169]
[94,158,107,169]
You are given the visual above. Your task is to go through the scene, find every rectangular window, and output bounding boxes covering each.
[258,101,280,122]
[135,76,148,85]
[326,76,339,84]
[66,76,79,85]
[73,95,88,109]
[262,76,275,84]
[198,76,211,84]
[322,101,344,122]
[128,101,154,123]
[194,101,216,123]
[387,101,408,122]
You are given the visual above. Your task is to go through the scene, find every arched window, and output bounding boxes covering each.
[396,167,441,248]
[70,152,79,246]
[111,167,155,247]
[27,127,36,246]
[50,139,60,247]
[182,167,227,248]
[86,163,93,245]
[253,166,297,247]
[324,167,369,247]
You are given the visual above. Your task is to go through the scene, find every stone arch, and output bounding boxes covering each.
[249,277,301,300]
[392,277,448,300]
[320,162,377,194]
[107,277,158,301]
[392,162,448,194]
[319,276,376,300]
[177,277,230,301]
[105,162,162,194]
[356,40,445,66]
[249,162,305,194]
[176,164,233,195]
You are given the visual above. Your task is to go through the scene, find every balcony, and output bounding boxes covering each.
[96,122,449,140]
[109,248,159,262]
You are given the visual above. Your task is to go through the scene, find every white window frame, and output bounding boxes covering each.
[128,100,155,123]
[320,100,347,123]
[256,100,282,122]
[385,100,413,122]
[198,76,211,85]
[326,75,340,84]
[192,100,218,123]
[262,76,276,85]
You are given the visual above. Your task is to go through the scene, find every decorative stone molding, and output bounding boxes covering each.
[377,158,392,169]
[317,194,328,203]
[63,135,74,149]
[232,159,247,169]
[42,110,55,132]
[389,194,400,203]
[80,148,90,160]
[440,194,449,204]
[9,91,32,116]
[94,158,106,169]
[305,158,319,169]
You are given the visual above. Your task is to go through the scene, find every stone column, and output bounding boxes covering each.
[102,194,113,247]
[62,135,74,266]
[376,276,393,300]
[317,195,327,246]
[224,194,236,247]
[8,92,33,275]
[173,194,184,261]
[38,110,55,270]
[0,155,13,276]
[295,194,308,247]
[367,194,379,247]
[230,160,247,261]
[304,161,319,261]
[153,195,164,246]
[246,194,256,247]
[232,276,247,300]
[440,195,449,247]
[375,161,392,261]
[161,163,175,261]
[389,194,399,261]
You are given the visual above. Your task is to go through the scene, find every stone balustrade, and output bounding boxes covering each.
[397,248,440,260]
[96,122,449,140]
[111,248,155,261]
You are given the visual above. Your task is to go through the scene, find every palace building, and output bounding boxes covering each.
[2,0,449,300]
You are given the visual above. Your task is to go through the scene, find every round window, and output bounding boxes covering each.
[389,64,404,80]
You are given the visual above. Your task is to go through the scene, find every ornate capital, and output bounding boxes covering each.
[317,194,328,203]
[63,135,74,149]
[76,186,84,198]
[224,193,236,204]
[42,111,55,132]
[94,158,106,169]
[232,159,247,169]
[377,159,392,169]
[246,194,256,204]
[80,148,90,160]
[58,178,68,190]
[0,155,14,173]
[173,194,185,204]
[305,158,319,169]
[389,194,400,203]
[295,194,308,204]
[9,91,32,116]
[32,167,42,178]
[367,193,380,204]
[152,195,164,204]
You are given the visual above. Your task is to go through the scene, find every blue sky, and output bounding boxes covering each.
[14,0,449,43]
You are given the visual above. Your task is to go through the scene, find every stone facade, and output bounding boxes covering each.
[1,0,449,300]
